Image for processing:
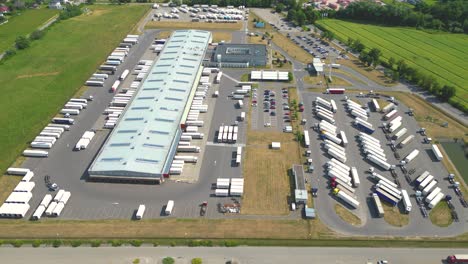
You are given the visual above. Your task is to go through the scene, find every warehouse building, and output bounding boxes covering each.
[88,30,212,183]
[205,44,267,68]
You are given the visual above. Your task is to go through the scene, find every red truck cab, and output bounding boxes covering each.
[447,255,468,264]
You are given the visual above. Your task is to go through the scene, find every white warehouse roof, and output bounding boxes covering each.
[313,58,324,73]
[88,30,212,180]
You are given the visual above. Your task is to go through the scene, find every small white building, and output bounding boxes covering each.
[271,142,281,149]
[49,0,63,9]
[312,58,324,76]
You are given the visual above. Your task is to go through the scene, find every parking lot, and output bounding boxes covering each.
[151,6,248,23]
[250,85,291,131]
[302,91,466,235]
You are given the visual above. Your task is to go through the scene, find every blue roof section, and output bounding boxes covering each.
[89,30,212,178]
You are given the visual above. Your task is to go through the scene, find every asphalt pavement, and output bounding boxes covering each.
[1,246,466,264]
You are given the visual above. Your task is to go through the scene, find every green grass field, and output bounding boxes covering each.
[0,8,59,53]
[0,5,148,174]
[316,19,468,108]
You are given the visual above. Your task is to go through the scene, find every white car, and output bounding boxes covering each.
[264,123,271,127]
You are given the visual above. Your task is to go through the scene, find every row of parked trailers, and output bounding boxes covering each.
[215,178,244,196]
[345,99,375,134]
[0,169,35,218]
[217,125,239,143]
[23,99,87,157]
[32,190,71,220]
[311,97,361,209]
[357,133,393,171]
[414,171,444,208]
[170,70,216,175]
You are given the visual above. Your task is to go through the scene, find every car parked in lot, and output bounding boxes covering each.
[270,111,276,116]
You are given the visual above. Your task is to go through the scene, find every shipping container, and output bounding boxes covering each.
[375,188,399,206]
[371,172,397,188]
[7,168,30,175]
[431,144,443,161]
[372,193,384,217]
[419,175,434,190]
[398,135,414,148]
[415,171,430,185]
[334,189,359,208]
[393,128,407,140]
[384,109,398,120]
[339,131,348,147]
[304,130,310,147]
[60,108,80,115]
[119,69,130,81]
[350,167,360,187]
[425,187,442,203]
[372,99,380,112]
[32,205,46,220]
[21,171,34,182]
[381,102,395,113]
[326,88,345,94]
[422,180,438,195]
[321,131,342,145]
[328,148,347,163]
[404,149,420,163]
[51,202,65,217]
[136,204,146,219]
[85,80,104,87]
[428,192,444,209]
[23,149,48,157]
[5,191,32,204]
[215,189,229,197]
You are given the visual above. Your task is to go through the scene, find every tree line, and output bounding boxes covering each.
[347,37,459,111]
[337,0,468,33]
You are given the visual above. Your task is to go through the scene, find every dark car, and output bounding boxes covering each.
[270,111,276,116]
[270,106,276,109]
[264,109,269,112]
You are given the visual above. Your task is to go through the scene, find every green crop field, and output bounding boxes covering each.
[316,19,468,108]
[0,5,148,173]
[0,8,59,53]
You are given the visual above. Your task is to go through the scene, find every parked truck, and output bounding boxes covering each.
[333,188,359,208]
[447,255,468,264]
[372,193,384,217]
[367,155,392,170]
[401,189,412,213]
[398,135,414,148]
[375,188,399,206]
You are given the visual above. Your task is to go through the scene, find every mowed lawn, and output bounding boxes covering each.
[0,8,59,52]
[242,130,301,215]
[0,5,148,173]
[317,19,468,107]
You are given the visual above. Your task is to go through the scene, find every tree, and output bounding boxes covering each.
[296,10,306,26]
[86,0,95,4]
[391,70,399,81]
[288,72,293,82]
[352,39,365,52]
[387,57,396,69]
[275,3,284,13]
[346,37,354,47]
[286,9,296,22]
[191,258,203,264]
[440,85,456,101]
[29,29,44,41]
[368,47,382,67]
[15,36,30,50]
[359,51,372,66]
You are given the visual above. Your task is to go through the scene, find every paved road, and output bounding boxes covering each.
[1,246,466,264]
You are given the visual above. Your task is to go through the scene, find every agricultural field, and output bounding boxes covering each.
[316,19,468,108]
[0,9,59,53]
[0,5,149,174]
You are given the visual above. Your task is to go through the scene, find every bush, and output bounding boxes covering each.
[162,257,175,264]
[11,240,23,248]
[191,258,203,264]
[170,241,176,247]
[91,240,101,247]
[52,239,62,248]
[130,240,142,247]
[32,240,42,248]
[59,4,83,20]
[152,241,159,247]
[0,240,4,246]
[29,29,45,41]
[110,240,122,247]
[132,259,140,264]
[15,36,30,50]
[224,240,239,247]
[71,240,82,247]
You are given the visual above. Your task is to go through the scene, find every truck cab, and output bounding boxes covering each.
[447,255,468,264]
